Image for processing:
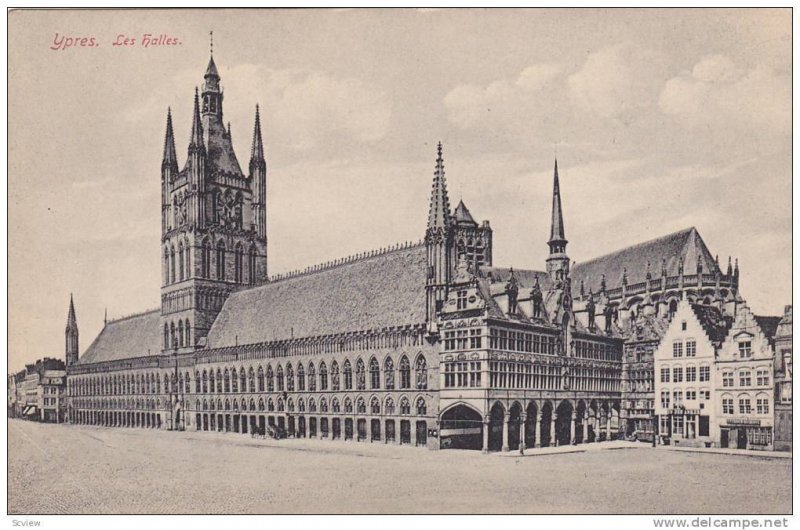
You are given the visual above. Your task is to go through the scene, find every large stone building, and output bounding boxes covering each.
[63,52,787,452]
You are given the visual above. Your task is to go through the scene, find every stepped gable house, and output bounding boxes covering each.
[64,52,758,452]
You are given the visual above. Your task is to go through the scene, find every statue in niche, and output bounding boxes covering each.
[531,277,544,319]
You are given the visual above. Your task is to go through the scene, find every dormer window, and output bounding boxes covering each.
[457,290,467,310]
[738,340,753,359]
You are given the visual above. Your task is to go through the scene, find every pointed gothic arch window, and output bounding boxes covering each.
[320,397,328,413]
[169,244,176,284]
[329,361,338,391]
[369,357,381,389]
[164,247,170,285]
[371,397,381,415]
[355,359,366,390]
[231,368,238,393]
[239,367,246,393]
[216,240,226,280]
[248,367,255,393]
[319,361,329,390]
[286,363,294,392]
[185,319,191,347]
[223,368,231,393]
[415,355,428,389]
[276,365,285,392]
[257,366,265,392]
[266,365,274,392]
[178,241,185,281]
[297,363,305,392]
[399,356,411,389]
[344,397,353,414]
[343,360,353,390]
[202,370,208,393]
[416,397,427,416]
[184,238,191,280]
[307,362,316,392]
[201,238,211,278]
[356,397,366,415]
[164,324,169,350]
[384,357,395,390]
[209,369,216,393]
[331,397,340,413]
[248,245,257,284]
[234,243,243,283]
[170,322,176,350]
[178,320,184,347]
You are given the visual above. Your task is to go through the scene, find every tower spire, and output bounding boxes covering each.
[65,294,79,366]
[546,158,569,285]
[549,158,566,245]
[427,142,451,231]
[162,107,178,172]
[250,104,265,163]
[189,87,204,148]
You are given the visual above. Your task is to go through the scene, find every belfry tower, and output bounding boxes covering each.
[546,159,569,286]
[160,50,268,352]
[65,294,79,367]
[425,143,456,333]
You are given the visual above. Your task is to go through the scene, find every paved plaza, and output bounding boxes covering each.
[8,419,791,514]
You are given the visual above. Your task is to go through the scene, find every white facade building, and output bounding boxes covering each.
[654,300,724,447]
[715,305,778,450]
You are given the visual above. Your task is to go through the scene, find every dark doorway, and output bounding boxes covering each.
[699,416,710,437]
[488,402,505,452]
[385,419,396,443]
[440,405,482,450]
[357,419,367,441]
[508,403,522,451]
[400,420,411,444]
[371,419,381,441]
[344,418,354,440]
[416,421,427,447]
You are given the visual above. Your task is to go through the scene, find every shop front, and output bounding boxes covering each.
[720,419,772,451]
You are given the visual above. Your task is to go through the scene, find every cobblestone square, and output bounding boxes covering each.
[8,420,791,514]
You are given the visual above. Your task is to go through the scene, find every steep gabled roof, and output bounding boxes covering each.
[78,310,162,364]
[453,200,477,226]
[571,227,717,295]
[206,244,428,348]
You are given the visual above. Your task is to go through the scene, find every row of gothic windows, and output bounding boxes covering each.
[164,240,191,285]
[69,355,429,397]
[199,239,258,284]
[164,319,191,350]
[73,394,429,417]
[190,395,428,416]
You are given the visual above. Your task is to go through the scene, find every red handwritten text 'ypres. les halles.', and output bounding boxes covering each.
[50,33,181,51]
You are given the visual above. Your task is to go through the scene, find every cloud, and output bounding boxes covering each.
[443,62,562,131]
[567,42,669,122]
[658,54,790,148]
[127,64,392,153]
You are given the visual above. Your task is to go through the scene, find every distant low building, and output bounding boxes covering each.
[16,358,66,423]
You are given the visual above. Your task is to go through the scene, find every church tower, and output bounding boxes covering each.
[65,294,79,367]
[160,51,268,352]
[425,143,456,333]
[546,159,569,285]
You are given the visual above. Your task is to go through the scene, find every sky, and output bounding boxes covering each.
[8,8,791,372]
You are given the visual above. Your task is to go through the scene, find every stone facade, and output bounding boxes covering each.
[61,52,789,454]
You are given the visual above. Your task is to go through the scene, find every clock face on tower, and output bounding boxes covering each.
[216,191,241,228]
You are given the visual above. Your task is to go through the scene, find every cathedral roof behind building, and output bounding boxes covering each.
[206,244,428,348]
[690,303,733,345]
[570,227,717,296]
[754,315,781,346]
[78,310,162,365]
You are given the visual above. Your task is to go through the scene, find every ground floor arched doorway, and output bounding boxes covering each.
[440,404,483,450]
